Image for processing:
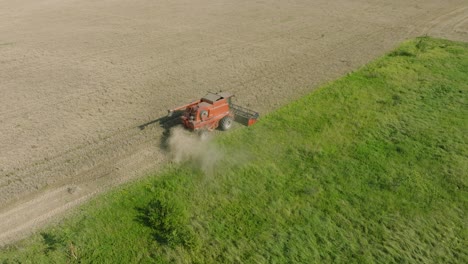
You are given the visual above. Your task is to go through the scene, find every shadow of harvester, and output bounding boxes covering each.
[137,111,184,151]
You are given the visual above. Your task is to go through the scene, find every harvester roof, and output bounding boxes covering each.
[202,92,233,104]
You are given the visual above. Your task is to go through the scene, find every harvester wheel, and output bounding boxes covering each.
[220,116,233,131]
[200,110,208,120]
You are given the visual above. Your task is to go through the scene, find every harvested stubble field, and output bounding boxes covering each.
[0,0,467,244]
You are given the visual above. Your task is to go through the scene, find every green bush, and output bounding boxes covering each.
[141,194,197,249]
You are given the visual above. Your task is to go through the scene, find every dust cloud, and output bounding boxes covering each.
[167,127,223,175]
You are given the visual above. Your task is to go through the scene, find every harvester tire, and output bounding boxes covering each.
[200,110,208,120]
[220,116,233,131]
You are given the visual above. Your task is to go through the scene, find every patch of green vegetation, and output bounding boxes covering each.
[1,37,467,263]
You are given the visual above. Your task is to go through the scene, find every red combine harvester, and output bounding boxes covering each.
[168,92,259,133]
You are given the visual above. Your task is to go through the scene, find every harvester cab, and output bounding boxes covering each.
[168,92,258,133]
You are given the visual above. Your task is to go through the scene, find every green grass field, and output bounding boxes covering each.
[1,37,467,263]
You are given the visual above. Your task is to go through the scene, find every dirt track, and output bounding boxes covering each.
[1,0,467,245]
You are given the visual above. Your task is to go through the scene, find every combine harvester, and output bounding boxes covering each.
[168,92,259,135]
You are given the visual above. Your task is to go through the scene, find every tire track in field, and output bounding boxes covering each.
[0,125,167,246]
[424,6,468,41]
[0,122,165,205]
[406,5,468,41]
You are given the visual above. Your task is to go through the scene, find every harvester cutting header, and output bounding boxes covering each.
[168,92,259,133]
